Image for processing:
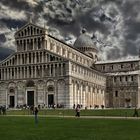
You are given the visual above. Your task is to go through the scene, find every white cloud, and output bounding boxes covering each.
[0,3,27,20]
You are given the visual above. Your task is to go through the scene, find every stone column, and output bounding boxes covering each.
[15,88,17,107]
[31,66,33,78]
[42,52,44,63]
[27,53,29,64]
[53,64,55,77]
[38,53,40,63]
[10,68,12,80]
[13,67,16,79]
[34,53,37,64]
[4,69,6,80]
[82,89,86,108]
[73,82,75,105]
[49,65,51,76]
[6,68,9,80]
[17,68,19,79]
[74,83,77,105]
[20,67,22,79]
[20,54,22,65]
[80,85,82,106]
[6,88,8,108]
[61,63,63,76]
[33,38,35,50]
[42,65,45,77]
[27,67,29,78]
[1,69,3,80]
[35,66,37,78]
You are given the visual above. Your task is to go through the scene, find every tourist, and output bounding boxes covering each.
[30,105,34,115]
[133,107,138,117]
[75,105,80,117]
[0,106,1,115]
[34,107,39,124]
[2,106,6,115]
[73,104,75,109]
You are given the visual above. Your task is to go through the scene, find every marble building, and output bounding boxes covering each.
[96,59,140,108]
[0,22,106,108]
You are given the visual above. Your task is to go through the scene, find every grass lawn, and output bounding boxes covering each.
[0,116,140,140]
[6,108,137,117]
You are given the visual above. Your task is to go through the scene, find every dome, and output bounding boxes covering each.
[73,32,98,51]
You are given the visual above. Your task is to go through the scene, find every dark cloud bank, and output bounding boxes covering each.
[0,0,140,61]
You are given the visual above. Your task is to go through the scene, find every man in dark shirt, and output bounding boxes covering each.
[34,107,39,124]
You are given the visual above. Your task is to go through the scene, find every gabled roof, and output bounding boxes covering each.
[14,22,46,37]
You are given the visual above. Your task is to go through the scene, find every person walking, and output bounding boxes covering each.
[75,105,80,117]
[34,107,39,124]
[133,107,138,117]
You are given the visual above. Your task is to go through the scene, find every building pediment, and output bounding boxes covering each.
[14,22,47,39]
[0,49,68,67]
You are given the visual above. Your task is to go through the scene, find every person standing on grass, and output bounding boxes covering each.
[34,107,39,124]
[75,105,80,117]
[133,107,139,117]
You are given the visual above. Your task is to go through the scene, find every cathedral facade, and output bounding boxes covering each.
[0,23,106,108]
[1,22,140,109]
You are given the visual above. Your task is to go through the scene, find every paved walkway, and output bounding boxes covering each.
[1,115,140,120]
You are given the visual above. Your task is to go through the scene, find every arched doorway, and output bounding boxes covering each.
[26,80,35,106]
[47,86,54,107]
[9,88,15,108]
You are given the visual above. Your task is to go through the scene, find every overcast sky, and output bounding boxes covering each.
[0,0,140,61]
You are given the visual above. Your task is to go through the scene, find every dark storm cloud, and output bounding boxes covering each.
[0,0,140,60]
[0,0,30,9]
[0,47,15,61]
[0,34,6,43]
[1,19,26,29]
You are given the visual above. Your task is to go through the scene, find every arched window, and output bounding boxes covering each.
[24,29,27,36]
[48,86,54,92]
[9,89,15,93]
[34,28,36,34]
[31,26,33,35]
[26,80,35,87]
[37,29,39,34]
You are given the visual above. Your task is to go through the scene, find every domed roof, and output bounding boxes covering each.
[73,31,98,51]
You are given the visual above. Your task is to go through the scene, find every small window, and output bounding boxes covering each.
[121,64,124,68]
[115,91,118,97]
[114,77,116,82]
[37,29,39,34]
[120,77,122,82]
[9,89,14,93]
[102,65,105,70]
[131,76,133,81]
[131,64,133,68]
[111,65,113,70]
[125,76,128,81]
